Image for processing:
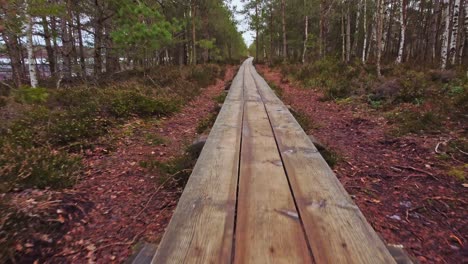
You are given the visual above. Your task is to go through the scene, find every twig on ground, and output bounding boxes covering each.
[435,142,443,154]
[94,229,146,253]
[456,147,468,156]
[133,169,191,219]
[425,196,468,205]
[394,165,443,183]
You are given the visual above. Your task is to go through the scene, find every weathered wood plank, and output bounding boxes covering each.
[243,65,262,102]
[248,62,396,264]
[151,70,244,263]
[234,100,312,264]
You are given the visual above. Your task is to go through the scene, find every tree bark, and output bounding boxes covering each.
[430,0,441,62]
[376,0,384,77]
[353,0,362,56]
[76,12,86,76]
[449,0,461,64]
[396,0,407,63]
[302,0,308,64]
[362,0,368,62]
[441,0,451,69]
[191,1,197,65]
[41,16,56,75]
[25,1,38,87]
[346,0,351,62]
[281,0,287,60]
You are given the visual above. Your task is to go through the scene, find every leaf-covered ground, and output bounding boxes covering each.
[258,65,467,264]
[2,67,235,263]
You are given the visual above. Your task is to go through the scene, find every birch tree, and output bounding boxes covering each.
[396,0,407,63]
[441,0,451,69]
[24,1,38,88]
[362,0,368,62]
[449,0,462,65]
[301,0,308,64]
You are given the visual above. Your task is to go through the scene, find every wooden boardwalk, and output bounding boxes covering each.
[150,58,397,263]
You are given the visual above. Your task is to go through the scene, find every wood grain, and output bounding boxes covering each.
[249,62,396,264]
[151,67,245,264]
[234,100,312,262]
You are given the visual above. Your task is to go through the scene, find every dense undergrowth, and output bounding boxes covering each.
[280,57,467,137]
[0,64,224,192]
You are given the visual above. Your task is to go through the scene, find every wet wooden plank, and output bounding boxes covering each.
[248,63,396,264]
[151,69,245,264]
[234,100,312,264]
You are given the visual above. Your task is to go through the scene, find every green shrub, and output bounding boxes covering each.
[196,113,217,133]
[387,109,442,136]
[191,64,222,87]
[396,71,428,103]
[214,92,227,104]
[0,96,7,107]
[48,111,111,146]
[109,91,180,118]
[13,86,49,104]
[0,144,81,191]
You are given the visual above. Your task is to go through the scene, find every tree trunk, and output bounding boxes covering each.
[255,1,259,60]
[353,0,362,56]
[302,0,308,64]
[376,0,384,77]
[281,0,287,60]
[2,32,24,87]
[76,13,86,76]
[362,0,368,62]
[449,0,461,64]
[42,16,56,75]
[430,0,441,62]
[341,10,346,62]
[346,0,351,62]
[441,0,451,69]
[191,1,197,65]
[25,1,38,87]
[396,0,407,63]
[269,4,274,64]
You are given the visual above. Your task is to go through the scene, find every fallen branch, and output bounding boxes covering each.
[133,169,191,219]
[94,229,146,253]
[425,196,468,205]
[394,165,443,183]
[393,165,433,176]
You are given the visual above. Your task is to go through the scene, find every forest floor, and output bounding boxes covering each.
[257,65,467,264]
[5,67,235,263]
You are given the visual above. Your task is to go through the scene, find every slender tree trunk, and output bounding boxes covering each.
[41,16,56,75]
[430,0,441,62]
[362,0,368,62]
[281,0,287,60]
[191,2,197,65]
[302,0,308,64]
[346,0,351,62]
[76,13,86,76]
[396,0,407,63]
[25,2,38,87]
[320,1,325,57]
[376,0,384,77]
[269,4,274,64]
[449,0,461,64]
[353,0,362,56]
[255,1,259,60]
[2,32,24,87]
[441,0,451,69]
[341,9,346,62]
